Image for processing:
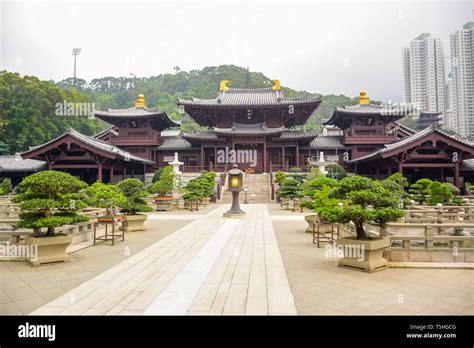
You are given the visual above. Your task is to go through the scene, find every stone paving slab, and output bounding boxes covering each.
[272,217,474,315]
[31,204,297,316]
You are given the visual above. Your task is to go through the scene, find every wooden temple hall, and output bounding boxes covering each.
[4,81,474,187]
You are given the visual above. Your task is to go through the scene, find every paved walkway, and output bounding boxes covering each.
[31,204,296,315]
[272,216,474,315]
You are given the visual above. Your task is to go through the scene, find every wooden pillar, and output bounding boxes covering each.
[98,163,103,182]
[123,168,126,180]
[263,142,267,173]
[398,161,403,174]
[454,162,460,188]
[296,144,299,167]
[282,146,285,166]
[376,166,380,179]
[214,147,217,170]
[200,146,204,170]
[109,166,114,184]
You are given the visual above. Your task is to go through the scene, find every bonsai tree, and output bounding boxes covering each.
[117,178,152,215]
[384,172,409,189]
[84,181,126,216]
[305,167,323,181]
[381,174,411,208]
[409,178,433,204]
[183,179,205,211]
[0,178,11,195]
[274,171,286,185]
[316,176,404,240]
[151,167,165,184]
[148,166,176,197]
[287,167,306,185]
[426,181,453,205]
[196,171,217,198]
[278,177,303,204]
[302,176,337,197]
[326,164,347,180]
[12,171,89,237]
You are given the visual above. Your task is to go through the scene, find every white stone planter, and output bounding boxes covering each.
[336,236,390,272]
[122,214,147,232]
[25,234,72,267]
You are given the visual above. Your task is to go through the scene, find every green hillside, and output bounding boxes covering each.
[0,65,362,154]
[58,65,361,132]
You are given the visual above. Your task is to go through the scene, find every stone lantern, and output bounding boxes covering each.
[223,164,246,217]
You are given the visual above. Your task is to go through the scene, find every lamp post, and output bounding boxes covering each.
[243,187,248,204]
[72,48,81,85]
[223,164,246,218]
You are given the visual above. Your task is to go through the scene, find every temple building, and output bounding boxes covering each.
[156,80,345,173]
[2,81,474,188]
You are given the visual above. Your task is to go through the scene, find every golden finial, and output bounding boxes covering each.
[135,94,146,108]
[220,80,230,91]
[271,79,281,91]
[359,90,369,105]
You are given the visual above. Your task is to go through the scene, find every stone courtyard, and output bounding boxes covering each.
[0,204,473,315]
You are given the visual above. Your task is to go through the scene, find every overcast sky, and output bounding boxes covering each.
[1,0,472,102]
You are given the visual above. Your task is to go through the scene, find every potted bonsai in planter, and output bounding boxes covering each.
[183,178,205,211]
[84,182,126,222]
[278,177,303,211]
[301,177,337,230]
[12,171,89,266]
[409,178,433,205]
[317,176,404,272]
[148,166,176,211]
[117,178,152,232]
[197,171,216,206]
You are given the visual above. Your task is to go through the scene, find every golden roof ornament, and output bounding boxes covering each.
[271,79,281,91]
[359,90,369,105]
[135,94,146,108]
[220,80,230,92]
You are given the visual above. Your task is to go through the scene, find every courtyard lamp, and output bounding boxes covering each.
[223,164,246,217]
[243,187,248,204]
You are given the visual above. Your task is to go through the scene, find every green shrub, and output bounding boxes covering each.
[151,167,165,183]
[302,177,337,197]
[12,171,89,237]
[316,176,404,240]
[426,181,453,205]
[278,177,303,200]
[84,182,126,216]
[274,171,286,185]
[409,178,433,204]
[117,178,152,215]
[0,178,11,195]
[148,166,176,196]
[326,164,347,180]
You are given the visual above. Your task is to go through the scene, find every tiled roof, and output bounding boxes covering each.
[214,122,285,136]
[325,103,409,128]
[94,106,180,130]
[395,122,417,137]
[160,129,182,137]
[22,128,154,164]
[334,103,387,115]
[0,156,47,173]
[93,126,118,139]
[177,88,321,107]
[349,126,474,163]
[95,106,166,118]
[182,132,219,140]
[307,136,346,149]
[277,131,317,140]
[155,137,193,150]
[461,158,474,170]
